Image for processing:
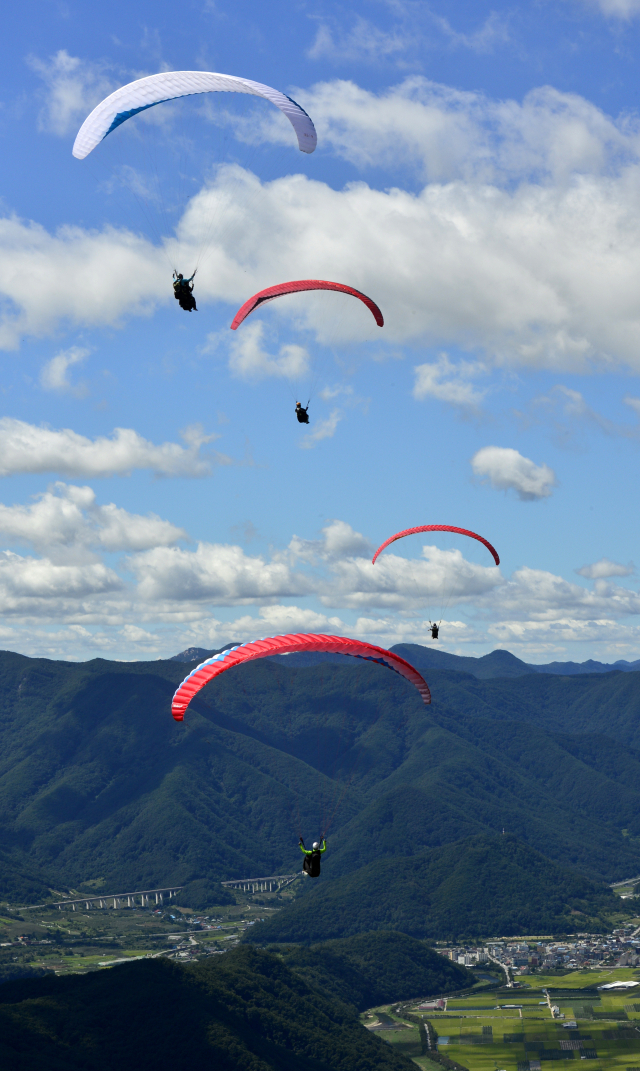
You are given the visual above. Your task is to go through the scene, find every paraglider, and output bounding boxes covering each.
[173,272,197,312]
[372,525,500,567]
[295,401,309,424]
[171,633,431,720]
[72,71,317,160]
[372,526,500,641]
[72,74,318,312]
[299,837,326,878]
[230,280,384,331]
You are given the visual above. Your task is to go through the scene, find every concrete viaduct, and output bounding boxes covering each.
[22,887,184,912]
[221,874,299,894]
[21,872,301,911]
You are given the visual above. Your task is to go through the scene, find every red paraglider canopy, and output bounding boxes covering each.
[230,280,384,330]
[171,632,430,720]
[372,526,500,567]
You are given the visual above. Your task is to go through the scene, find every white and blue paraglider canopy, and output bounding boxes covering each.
[72,70,317,159]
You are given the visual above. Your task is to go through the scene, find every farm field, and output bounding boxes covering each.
[367,969,640,1070]
[0,897,275,977]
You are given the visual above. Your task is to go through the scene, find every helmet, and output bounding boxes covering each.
[312,841,320,849]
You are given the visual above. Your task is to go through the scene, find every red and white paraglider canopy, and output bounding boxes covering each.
[171,632,430,720]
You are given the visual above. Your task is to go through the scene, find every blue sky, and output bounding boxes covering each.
[2,0,640,664]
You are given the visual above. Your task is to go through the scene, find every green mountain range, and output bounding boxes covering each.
[245,833,631,943]
[0,944,417,1071]
[0,646,638,941]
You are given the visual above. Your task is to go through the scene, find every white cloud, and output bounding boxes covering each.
[0,487,638,663]
[471,446,557,500]
[285,523,500,610]
[3,75,640,372]
[40,346,90,394]
[306,11,508,65]
[352,613,480,649]
[0,419,230,478]
[27,50,114,137]
[228,320,310,381]
[321,545,501,610]
[300,409,342,449]
[179,160,640,373]
[413,354,487,409]
[484,565,640,622]
[0,550,122,610]
[576,557,635,579]
[286,78,637,182]
[228,604,344,636]
[577,0,640,17]
[129,543,311,605]
[0,483,186,553]
[285,520,373,563]
[0,215,165,350]
[432,11,509,52]
[307,18,411,63]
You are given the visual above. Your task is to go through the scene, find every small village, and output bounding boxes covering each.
[437,928,640,975]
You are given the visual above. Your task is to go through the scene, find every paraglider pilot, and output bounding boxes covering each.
[430,623,439,640]
[295,402,309,424]
[299,836,326,877]
[173,271,197,312]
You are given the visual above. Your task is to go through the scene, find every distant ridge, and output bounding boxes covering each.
[169,644,360,668]
[171,641,640,679]
[390,644,640,679]
[168,642,240,663]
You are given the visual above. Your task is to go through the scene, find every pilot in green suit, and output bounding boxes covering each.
[299,837,326,878]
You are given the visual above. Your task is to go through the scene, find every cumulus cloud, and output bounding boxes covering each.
[484,565,640,622]
[129,543,311,605]
[228,604,344,636]
[6,74,640,370]
[0,215,164,350]
[0,419,230,478]
[285,522,500,610]
[286,78,638,183]
[228,321,310,381]
[286,520,373,564]
[321,545,501,610]
[0,550,122,611]
[0,487,638,662]
[413,354,487,409]
[40,346,90,394]
[126,154,640,371]
[576,557,635,579]
[0,483,186,554]
[471,446,557,500]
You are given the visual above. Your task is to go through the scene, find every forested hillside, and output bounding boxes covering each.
[0,946,414,1071]
[1,647,640,904]
[245,834,631,943]
[276,931,472,1008]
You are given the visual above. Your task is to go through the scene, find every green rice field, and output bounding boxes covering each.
[367,968,640,1071]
